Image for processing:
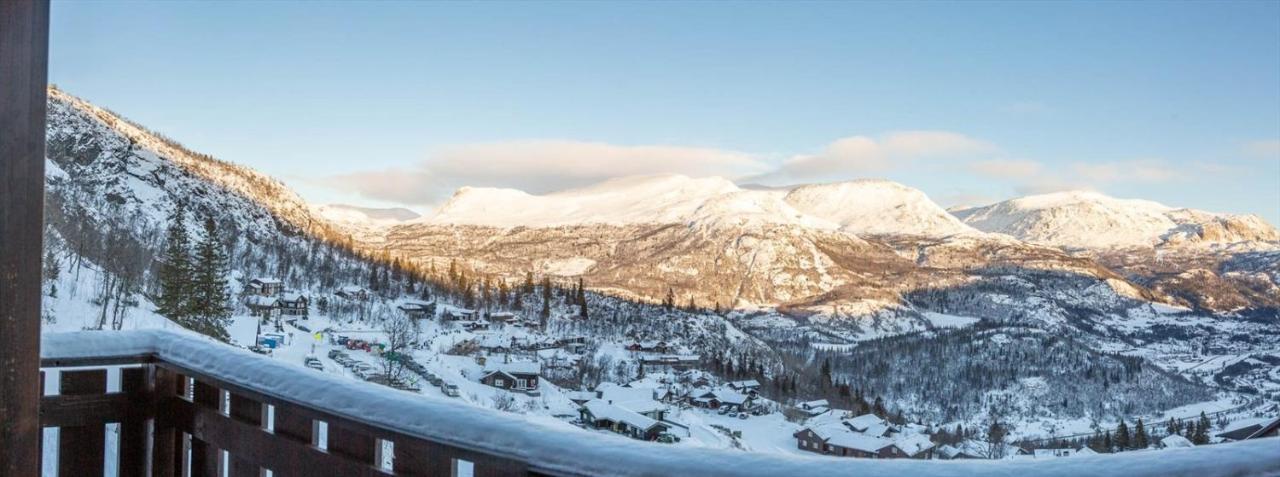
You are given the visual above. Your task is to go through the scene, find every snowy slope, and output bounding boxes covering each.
[424,174,978,238]
[953,191,1279,249]
[783,180,979,237]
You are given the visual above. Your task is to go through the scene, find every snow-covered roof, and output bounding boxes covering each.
[280,291,307,303]
[893,433,935,456]
[708,387,748,405]
[845,413,890,434]
[799,399,829,409]
[581,400,661,431]
[811,424,893,453]
[595,383,665,415]
[1161,434,1194,448]
[246,296,279,307]
[250,277,282,284]
[337,285,366,293]
[483,361,541,376]
[39,330,1280,477]
[728,379,760,389]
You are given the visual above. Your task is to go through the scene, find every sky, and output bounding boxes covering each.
[49,1,1280,223]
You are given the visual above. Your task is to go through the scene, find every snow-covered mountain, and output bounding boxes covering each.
[951,190,1279,249]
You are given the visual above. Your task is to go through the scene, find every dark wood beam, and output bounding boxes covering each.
[0,0,50,476]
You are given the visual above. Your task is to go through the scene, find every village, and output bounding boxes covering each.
[229,276,1280,461]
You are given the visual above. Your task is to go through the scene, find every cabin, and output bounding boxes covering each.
[798,399,831,416]
[248,277,284,297]
[845,413,895,437]
[334,285,369,300]
[579,400,670,441]
[461,320,490,331]
[489,311,518,324]
[397,300,436,318]
[278,292,309,317]
[640,354,700,373]
[594,383,669,421]
[442,306,478,321]
[246,295,280,318]
[728,380,760,395]
[479,361,541,391]
[627,340,669,353]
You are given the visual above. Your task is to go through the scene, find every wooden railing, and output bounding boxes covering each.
[35,330,1280,477]
[40,355,530,476]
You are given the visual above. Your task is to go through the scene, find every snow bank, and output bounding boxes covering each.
[41,330,1280,477]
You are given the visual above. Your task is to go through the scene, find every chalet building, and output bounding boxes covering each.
[461,320,490,331]
[1160,435,1194,449]
[489,311,518,324]
[594,383,669,422]
[246,295,280,318]
[689,387,751,411]
[248,277,284,297]
[397,300,436,318]
[278,292,309,317]
[627,340,669,353]
[640,354,700,373]
[727,380,760,396]
[798,399,831,416]
[334,285,369,300]
[579,400,670,441]
[479,361,541,391]
[793,412,933,459]
[1217,416,1280,441]
[443,307,478,321]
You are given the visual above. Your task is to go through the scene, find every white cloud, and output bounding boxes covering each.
[1242,139,1280,160]
[1070,159,1181,184]
[762,131,996,183]
[323,140,766,205]
[967,159,1043,179]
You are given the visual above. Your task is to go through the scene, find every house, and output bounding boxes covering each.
[1216,416,1280,441]
[893,434,936,459]
[797,399,830,416]
[579,400,670,441]
[689,387,751,411]
[397,300,436,318]
[845,413,895,437]
[489,311,518,324]
[476,335,515,354]
[935,440,1026,460]
[594,383,669,421]
[727,380,761,395]
[248,278,284,297]
[246,295,280,318]
[442,306,478,321]
[461,320,490,331]
[627,340,669,353]
[334,285,368,300]
[793,424,901,458]
[479,361,541,391]
[566,391,597,406]
[278,292,309,317]
[1159,434,1194,449]
[640,355,700,373]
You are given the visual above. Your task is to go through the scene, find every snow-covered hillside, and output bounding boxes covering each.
[783,180,978,237]
[952,191,1280,249]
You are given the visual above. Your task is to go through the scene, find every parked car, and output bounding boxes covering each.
[442,383,460,397]
[737,413,748,420]
[303,356,323,371]
[728,412,739,418]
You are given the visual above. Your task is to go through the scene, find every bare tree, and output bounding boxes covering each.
[379,313,420,382]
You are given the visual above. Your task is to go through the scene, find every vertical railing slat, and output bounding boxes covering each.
[190,380,222,477]
[228,393,265,477]
[57,369,107,477]
[270,404,315,477]
[392,438,452,476]
[118,367,148,477]
[327,422,377,469]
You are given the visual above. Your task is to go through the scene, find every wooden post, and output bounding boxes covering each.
[0,1,50,476]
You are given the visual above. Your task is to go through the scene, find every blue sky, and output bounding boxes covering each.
[49,1,1280,223]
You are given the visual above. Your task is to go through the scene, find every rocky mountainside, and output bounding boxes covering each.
[953,191,1280,314]
[43,87,374,308]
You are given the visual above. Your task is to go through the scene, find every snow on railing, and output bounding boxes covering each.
[41,330,1280,477]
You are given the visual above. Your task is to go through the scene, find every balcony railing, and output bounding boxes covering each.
[35,329,1280,477]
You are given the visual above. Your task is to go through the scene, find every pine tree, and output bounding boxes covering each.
[1193,411,1211,444]
[158,202,192,321]
[986,421,1007,458]
[1134,418,1148,449]
[663,287,675,311]
[190,218,231,341]
[1115,420,1131,451]
[523,271,534,295]
[1103,430,1113,453]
